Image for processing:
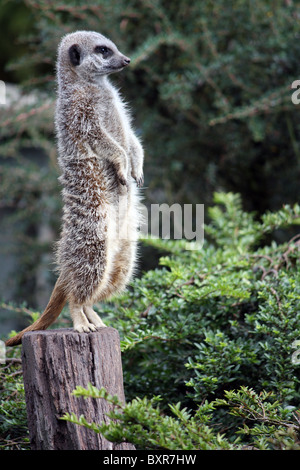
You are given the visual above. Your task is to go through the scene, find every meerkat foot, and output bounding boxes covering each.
[70,302,97,332]
[83,305,106,328]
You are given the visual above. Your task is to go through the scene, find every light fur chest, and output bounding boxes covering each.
[99,84,131,150]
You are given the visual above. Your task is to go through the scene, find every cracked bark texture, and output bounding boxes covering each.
[21,327,134,450]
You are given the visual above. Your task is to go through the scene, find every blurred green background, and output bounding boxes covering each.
[0,0,300,335]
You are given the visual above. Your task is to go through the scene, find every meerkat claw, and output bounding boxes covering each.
[137,176,144,187]
[75,323,97,333]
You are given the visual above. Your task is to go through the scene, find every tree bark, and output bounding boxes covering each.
[21,327,134,450]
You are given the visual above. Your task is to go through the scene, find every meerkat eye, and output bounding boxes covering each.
[94,46,113,59]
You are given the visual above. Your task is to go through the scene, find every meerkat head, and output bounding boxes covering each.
[57,31,131,83]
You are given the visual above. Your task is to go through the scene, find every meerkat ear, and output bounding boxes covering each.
[69,44,81,66]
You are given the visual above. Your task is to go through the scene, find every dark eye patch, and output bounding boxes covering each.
[94,45,113,59]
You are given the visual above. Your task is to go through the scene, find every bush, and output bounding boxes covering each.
[63,385,300,450]
[0,351,29,450]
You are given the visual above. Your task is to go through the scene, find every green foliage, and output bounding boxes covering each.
[0,346,29,450]
[215,387,300,450]
[61,193,300,450]
[63,385,237,450]
[62,384,300,450]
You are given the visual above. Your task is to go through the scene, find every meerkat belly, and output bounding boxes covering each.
[57,153,125,302]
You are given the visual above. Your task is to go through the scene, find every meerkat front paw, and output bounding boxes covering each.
[136,174,144,187]
[131,169,144,187]
[135,174,144,188]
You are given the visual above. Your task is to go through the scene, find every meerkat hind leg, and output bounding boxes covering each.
[69,301,97,333]
[83,304,106,328]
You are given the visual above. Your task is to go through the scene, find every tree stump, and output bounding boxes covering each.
[21,327,135,450]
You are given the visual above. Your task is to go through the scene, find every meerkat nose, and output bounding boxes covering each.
[122,57,131,66]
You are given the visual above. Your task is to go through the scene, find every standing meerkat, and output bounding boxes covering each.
[6,31,144,346]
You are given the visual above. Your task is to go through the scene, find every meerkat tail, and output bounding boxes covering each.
[5,276,67,347]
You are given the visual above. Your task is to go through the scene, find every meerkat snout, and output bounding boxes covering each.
[122,56,131,66]
[112,54,131,71]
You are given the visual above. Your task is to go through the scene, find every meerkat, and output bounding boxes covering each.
[6,31,144,346]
